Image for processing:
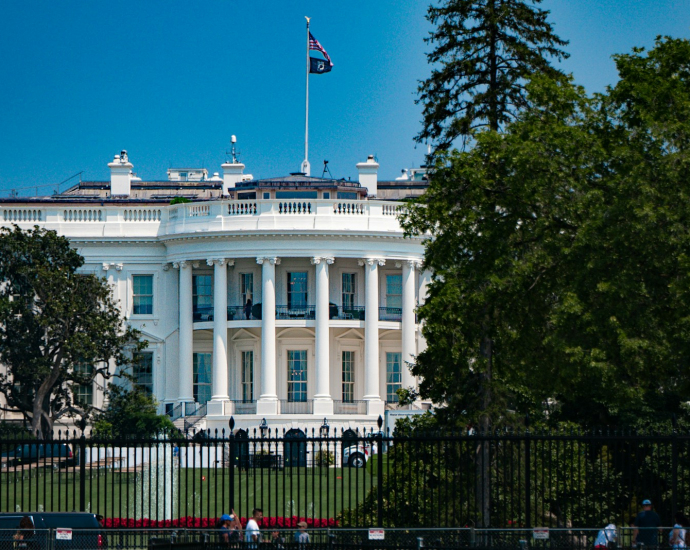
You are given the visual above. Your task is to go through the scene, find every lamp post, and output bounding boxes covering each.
[259,418,268,438]
[320,417,330,438]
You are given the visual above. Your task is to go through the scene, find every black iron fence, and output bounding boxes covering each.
[1,422,690,529]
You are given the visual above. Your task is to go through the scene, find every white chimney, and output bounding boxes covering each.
[221,161,245,195]
[108,150,133,196]
[356,155,379,197]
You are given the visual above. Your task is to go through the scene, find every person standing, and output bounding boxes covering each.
[245,508,263,543]
[633,499,662,547]
[294,521,310,545]
[244,299,252,320]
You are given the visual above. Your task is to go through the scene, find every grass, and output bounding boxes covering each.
[0,461,380,521]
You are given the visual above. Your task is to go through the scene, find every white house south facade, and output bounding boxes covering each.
[0,151,429,434]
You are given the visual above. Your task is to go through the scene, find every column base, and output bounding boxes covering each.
[257,398,279,416]
[313,398,334,416]
[206,400,227,416]
[365,399,385,417]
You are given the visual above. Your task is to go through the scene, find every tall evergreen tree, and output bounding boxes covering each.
[417,0,569,148]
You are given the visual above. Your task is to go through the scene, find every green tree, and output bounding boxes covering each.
[93,384,178,439]
[404,37,690,429]
[0,225,143,437]
[417,0,568,148]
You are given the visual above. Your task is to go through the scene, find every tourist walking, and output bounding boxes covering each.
[633,499,662,547]
[13,516,35,550]
[593,523,617,549]
[245,508,263,543]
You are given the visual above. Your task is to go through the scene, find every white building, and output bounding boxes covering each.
[0,151,430,434]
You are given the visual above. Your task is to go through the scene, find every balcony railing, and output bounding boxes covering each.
[193,305,404,323]
[279,400,313,414]
[276,305,315,320]
[333,400,367,414]
[332,305,366,320]
[225,400,257,415]
[379,306,403,322]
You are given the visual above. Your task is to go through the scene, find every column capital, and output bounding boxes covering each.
[192,261,200,269]
[114,263,124,271]
[359,258,385,267]
[206,258,234,267]
[408,259,423,270]
[257,257,281,266]
[102,263,111,272]
[173,260,191,270]
[162,263,171,272]
[395,261,402,269]
[310,256,334,265]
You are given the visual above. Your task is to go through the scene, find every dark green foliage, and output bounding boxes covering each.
[0,225,143,437]
[170,197,191,205]
[92,385,179,439]
[417,0,568,148]
[405,37,690,429]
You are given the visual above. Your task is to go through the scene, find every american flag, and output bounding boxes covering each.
[309,32,333,67]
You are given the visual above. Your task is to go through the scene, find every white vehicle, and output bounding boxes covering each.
[343,444,369,468]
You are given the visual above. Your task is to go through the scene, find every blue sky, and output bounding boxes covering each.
[0,1,688,196]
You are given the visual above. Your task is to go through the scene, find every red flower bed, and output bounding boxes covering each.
[103,516,338,529]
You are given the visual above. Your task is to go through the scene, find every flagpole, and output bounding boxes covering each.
[302,16,311,176]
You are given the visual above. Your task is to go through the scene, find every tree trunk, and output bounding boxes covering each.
[31,361,61,438]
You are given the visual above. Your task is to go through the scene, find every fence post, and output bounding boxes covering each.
[78,418,87,512]
[229,417,235,514]
[377,415,384,527]
[672,414,678,519]
[525,415,531,529]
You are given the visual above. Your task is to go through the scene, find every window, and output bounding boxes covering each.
[275,191,317,199]
[240,273,254,306]
[386,274,402,309]
[238,192,256,200]
[323,192,330,199]
[193,353,212,404]
[193,274,213,318]
[342,273,356,310]
[241,351,254,402]
[337,192,358,200]
[287,350,307,402]
[287,272,308,310]
[74,362,93,406]
[133,352,153,395]
[263,192,270,200]
[133,275,153,315]
[386,352,402,402]
[342,351,355,403]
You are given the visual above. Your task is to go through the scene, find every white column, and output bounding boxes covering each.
[312,256,334,415]
[209,258,232,407]
[257,256,280,415]
[361,258,385,416]
[176,261,194,404]
[401,260,420,390]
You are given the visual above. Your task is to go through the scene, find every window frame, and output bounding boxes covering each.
[193,352,212,404]
[287,271,308,310]
[385,351,402,403]
[132,274,154,316]
[133,351,154,396]
[287,349,308,403]
[341,350,355,403]
[241,350,254,402]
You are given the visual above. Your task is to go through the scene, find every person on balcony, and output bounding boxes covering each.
[244,299,253,320]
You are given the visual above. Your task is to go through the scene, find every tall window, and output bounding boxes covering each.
[133,352,153,395]
[193,275,213,317]
[133,275,153,315]
[193,353,212,404]
[74,362,93,406]
[241,351,254,402]
[386,352,402,403]
[287,272,308,309]
[342,273,356,309]
[240,273,254,306]
[342,351,355,403]
[287,350,307,402]
[386,274,402,309]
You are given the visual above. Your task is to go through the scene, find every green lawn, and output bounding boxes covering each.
[0,461,381,521]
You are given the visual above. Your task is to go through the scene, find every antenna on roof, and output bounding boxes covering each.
[321,160,332,178]
[226,135,241,164]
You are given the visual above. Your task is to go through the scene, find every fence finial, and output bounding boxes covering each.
[229,416,235,431]
[377,415,383,429]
